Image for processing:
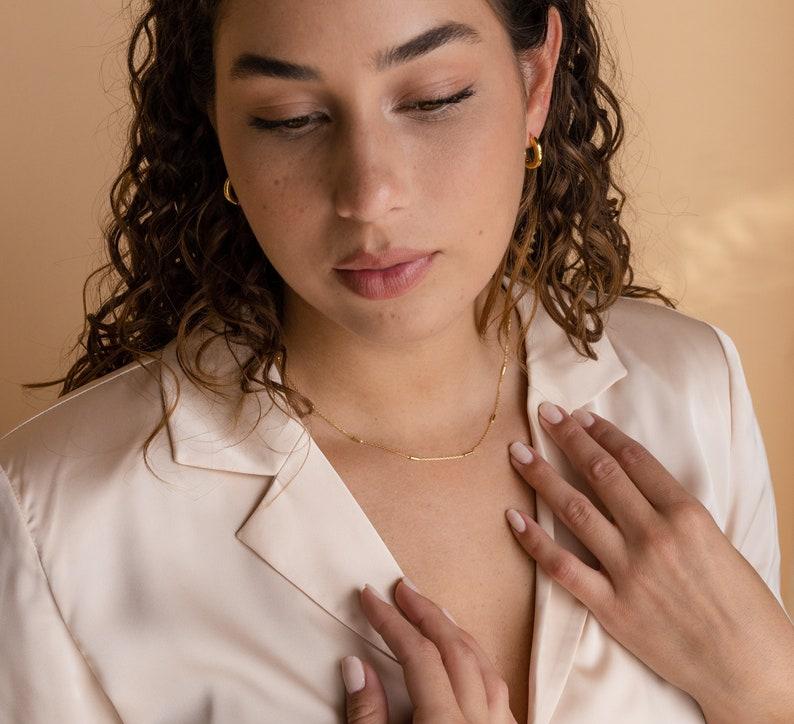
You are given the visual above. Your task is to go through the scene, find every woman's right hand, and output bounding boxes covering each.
[340,578,518,724]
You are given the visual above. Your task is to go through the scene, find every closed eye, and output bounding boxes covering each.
[247,85,476,138]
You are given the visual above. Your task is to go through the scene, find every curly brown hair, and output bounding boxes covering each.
[23,0,676,472]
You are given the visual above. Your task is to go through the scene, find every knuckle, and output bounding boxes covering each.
[563,495,594,529]
[558,420,581,445]
[638,522,677,554]
[588,455,621,484]
[345,696,379,723]
[615,443,651,468]
[485,676,511,706]
[408,607,433,632]
[522,527,544,556]
[444,638,478,665]
[669,500,710,528]
[586,424,609,445]
[547,552,577,585]
[456,629,481,651]
[373,616,399,641]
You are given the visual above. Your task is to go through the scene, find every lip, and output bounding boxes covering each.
[334,247,436,271]
[334,252,437,300]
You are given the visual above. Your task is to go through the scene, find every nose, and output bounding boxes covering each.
[332,125,408,223]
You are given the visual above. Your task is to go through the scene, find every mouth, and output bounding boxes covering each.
[333,248,438,271]
[334,251,438,300]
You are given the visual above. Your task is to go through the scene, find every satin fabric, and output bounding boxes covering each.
[1,276,787,723]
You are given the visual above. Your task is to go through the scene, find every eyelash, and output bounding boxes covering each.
[247,85,476,137]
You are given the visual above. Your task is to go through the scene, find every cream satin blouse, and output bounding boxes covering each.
[1,277,788,723]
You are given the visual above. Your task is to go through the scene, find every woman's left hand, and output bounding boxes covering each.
[505,402,794,724]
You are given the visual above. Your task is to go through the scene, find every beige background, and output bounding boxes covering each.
[1,1,792,612]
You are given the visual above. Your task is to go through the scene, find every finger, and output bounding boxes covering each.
[576,410,694,511]
[342,656,389,724]
[508,440,627,575]
[359,584,462,718]
[430,609,512,715]
[505,508,615,617]
[394,578,506,716]
[536,401,657,533]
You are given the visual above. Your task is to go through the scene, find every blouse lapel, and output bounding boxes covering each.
[157,324,408,661]
[519,284,628,724]
[159,278,628,722]
[235,430,408,661]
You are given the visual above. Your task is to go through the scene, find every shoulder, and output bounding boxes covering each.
[591,295,740,453]
[601,294,731,387]
[0,354,164,513]
[2,356,159,439]
[524,282,731,376]
[604,294,724,354]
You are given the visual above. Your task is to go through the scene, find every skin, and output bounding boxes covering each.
[343,407,794,723]
[208,0,562,449]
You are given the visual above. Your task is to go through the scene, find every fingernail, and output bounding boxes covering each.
[538,401,564,424]
[401,576,420,593]
[341,655,366,693]
[509,440,534,464]
[506,508,527,533]
[442,607,458,625]
[571,408,595,428]
[362,584,389,604]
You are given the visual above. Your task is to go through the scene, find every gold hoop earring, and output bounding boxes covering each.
[524,135,543,170]
[223,177,240,205]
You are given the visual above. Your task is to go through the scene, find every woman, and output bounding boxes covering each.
[1,0,792,722]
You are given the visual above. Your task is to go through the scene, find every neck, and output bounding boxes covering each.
[278,282,524,451]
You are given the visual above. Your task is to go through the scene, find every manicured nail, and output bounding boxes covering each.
[571,408,595,428]
[442,607,458,624]
[538,401,564,424]
[506,508,527,533]
[341,655,366,693]
[509,440,534,464]
[362,584,389,604]
[401,576,420,593]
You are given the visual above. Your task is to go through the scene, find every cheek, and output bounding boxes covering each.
[237,170,328,288]
[423,115,525,252]
[247,161,312,218]
[241,161,321,241]
[415,94,525,208]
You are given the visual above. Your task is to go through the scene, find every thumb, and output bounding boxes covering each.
[341,655,389,724]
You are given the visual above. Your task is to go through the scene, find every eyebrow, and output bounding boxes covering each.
[229,21,482,82]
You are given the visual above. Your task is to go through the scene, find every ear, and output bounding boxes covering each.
[518,5,563,143]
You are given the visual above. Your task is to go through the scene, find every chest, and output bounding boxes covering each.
[316,404,537,722]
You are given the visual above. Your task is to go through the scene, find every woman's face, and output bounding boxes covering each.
[210,0,558,344]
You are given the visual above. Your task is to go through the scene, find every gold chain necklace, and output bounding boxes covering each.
[276,311,512,462]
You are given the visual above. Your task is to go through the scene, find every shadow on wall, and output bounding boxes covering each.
[675,181,794,306]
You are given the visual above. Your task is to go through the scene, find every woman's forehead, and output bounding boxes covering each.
[215,0,500,64]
